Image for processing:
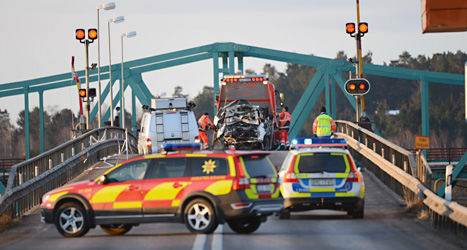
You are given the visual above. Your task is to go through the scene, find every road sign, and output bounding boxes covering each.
[415,135,430,149]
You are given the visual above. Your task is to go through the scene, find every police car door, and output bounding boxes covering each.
[142,157,191,219]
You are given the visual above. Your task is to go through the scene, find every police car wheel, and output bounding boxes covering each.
[352,201,364,219]
[101,224,133,235]
[54,201,90,237]
[184,199,218,234]
[278,209,290,220]
[227,217,261,234]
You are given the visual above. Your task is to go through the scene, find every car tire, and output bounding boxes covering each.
[101,224,133,235]
[278,209,290,220]
[228,217,261,234]
[54,201,90,237]
[184,198,218,234]
[351,201,364,219]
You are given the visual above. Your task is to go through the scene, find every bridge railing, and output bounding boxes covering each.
[0,128,138,218]
[336,120,467,235]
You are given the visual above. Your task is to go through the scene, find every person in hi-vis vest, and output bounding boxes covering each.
[313,107,336,138]
[198,112,215,149]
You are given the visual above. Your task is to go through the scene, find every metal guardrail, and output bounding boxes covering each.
[336,120,467,235]
[0,128,138,218]
[0,159,25,186]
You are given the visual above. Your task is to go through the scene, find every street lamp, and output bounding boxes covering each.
[121,31,137,130]
[107,15,124,127]
[96,2,116,128]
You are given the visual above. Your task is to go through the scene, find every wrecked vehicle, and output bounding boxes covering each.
[213,100,271,149]
[212,75,283,150]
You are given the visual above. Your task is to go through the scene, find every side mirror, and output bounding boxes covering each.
[97,175,108,185]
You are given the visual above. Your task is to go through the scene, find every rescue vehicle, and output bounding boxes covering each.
[138,97,200,154]
[278,138,365,219]
[40,143,283,237]
[213,75,283,150]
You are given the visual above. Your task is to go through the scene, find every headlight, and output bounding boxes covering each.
[42,194,50,204]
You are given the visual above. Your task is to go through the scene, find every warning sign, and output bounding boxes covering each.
[415,135,430,149]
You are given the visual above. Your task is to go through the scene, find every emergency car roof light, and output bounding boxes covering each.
[160,143,201,154]
[291,138,347,149]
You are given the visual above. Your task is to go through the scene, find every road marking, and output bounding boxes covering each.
[212,224,223,250]
[191,224,223,250]
[192,234,206,250]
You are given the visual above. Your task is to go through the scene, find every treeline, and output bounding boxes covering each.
[1,50,466,158]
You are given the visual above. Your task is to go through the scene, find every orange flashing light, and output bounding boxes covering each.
[346,23,356,34]
[358,23,368,34]
[75,29,85,40]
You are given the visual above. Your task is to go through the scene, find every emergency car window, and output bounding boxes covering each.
[241,155,277,178]
[106,160,149,182]
[148,158,188,179]
[297,153,347,173]
[189,158,229,176]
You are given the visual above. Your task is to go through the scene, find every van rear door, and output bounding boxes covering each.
[162,112,182,140]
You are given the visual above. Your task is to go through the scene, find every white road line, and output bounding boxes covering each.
[192,233,206,250]
[212,224,223,250]
[191,224,224,250]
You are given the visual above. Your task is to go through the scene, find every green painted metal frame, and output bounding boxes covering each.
[0,42,464,160]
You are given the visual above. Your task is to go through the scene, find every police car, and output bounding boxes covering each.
[40,143,283,237]
[278,138,365,219]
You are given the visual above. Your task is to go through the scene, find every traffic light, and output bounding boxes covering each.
[358,22,368,34]
[344,78,370,96]
[88,28,98,41]
[76,29,85,41]
[346,23,356,34]
[78,88,96,99]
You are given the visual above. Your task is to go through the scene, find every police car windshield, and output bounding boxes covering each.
[298,153,347,173]
[241,155,277,178]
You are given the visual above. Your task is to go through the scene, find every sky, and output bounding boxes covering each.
[0,0,466,125]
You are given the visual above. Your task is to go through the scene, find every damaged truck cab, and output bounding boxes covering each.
[213,75,282,150]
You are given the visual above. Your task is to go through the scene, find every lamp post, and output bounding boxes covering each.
[121,31,137,130]
[96,2,115,128]
[107,15,124,127]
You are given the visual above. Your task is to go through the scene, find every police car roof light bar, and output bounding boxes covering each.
[291,138,346,149]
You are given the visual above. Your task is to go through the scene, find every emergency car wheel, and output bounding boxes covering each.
[100,224,133,235]
[227,217,261,234]
[54,201,90,237]
[184,199,218,234]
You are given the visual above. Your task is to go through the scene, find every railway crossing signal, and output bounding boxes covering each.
[344,78,370,96]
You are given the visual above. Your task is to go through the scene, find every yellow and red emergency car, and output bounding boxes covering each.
[40,143,283,237]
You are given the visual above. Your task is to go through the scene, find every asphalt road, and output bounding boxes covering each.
[0,152,466,250]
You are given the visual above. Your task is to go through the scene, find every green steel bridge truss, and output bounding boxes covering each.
[0,42,463,160]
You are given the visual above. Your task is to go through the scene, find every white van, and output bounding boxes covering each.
[138,98,200,154]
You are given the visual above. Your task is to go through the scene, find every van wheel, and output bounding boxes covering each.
[54,201,89,237]
[101,224,133,235]
[228,217,261,234]
[184,199,218,234]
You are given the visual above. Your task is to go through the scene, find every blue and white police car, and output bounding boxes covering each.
[278,138,365,219]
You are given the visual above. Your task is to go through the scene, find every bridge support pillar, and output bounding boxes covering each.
[23,87,30,159]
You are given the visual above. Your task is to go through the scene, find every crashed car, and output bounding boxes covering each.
[213,100,272,150]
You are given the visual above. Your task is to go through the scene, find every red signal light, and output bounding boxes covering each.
[349,84,356,90]
[76,29,85,40]
[346,23,356,34]
[358,22,368,34]
[359,84,366,90]
[88,28,98,40]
